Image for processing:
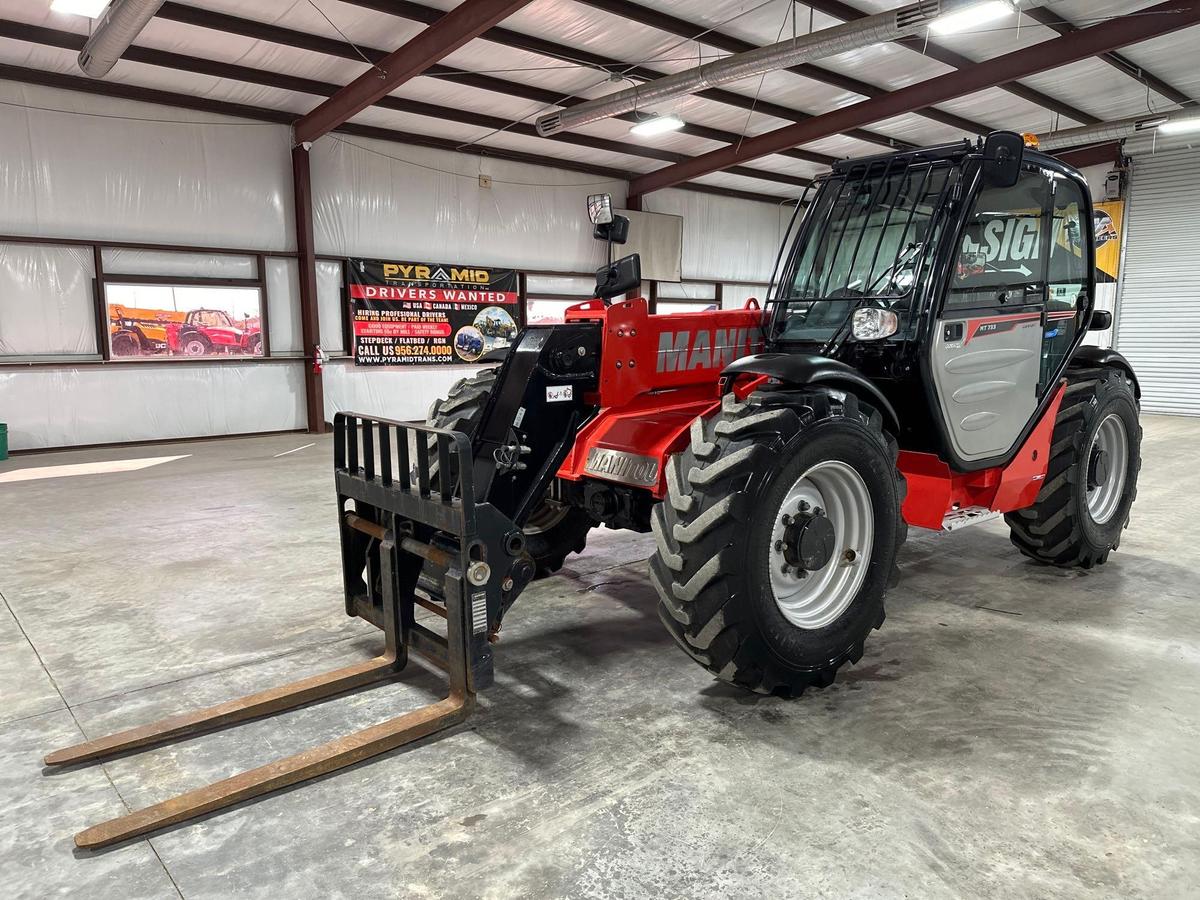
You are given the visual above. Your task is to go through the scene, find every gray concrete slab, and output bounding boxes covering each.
[1,419,1198,898]
[0,435,359,705]
[0,709,180,899]
[0,592,64,727]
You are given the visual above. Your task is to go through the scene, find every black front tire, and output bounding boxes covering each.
[427,369,594,576]
[181,334,210,356]
[650,390,906,696]
[1006,366,1141,568]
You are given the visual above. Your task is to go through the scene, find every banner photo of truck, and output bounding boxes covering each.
[106,287,263,359]
[347,258,523,366]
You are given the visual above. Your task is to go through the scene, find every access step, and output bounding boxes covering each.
[941,505,1003,532]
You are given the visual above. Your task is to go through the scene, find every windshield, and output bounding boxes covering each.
[778,162,952,342]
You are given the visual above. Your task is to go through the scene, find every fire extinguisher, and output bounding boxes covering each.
[313,343,327,375]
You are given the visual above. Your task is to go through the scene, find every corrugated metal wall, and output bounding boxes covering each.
[1117,149,1200,416]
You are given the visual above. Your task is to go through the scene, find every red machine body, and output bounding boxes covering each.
[896,384,1064,530]
[165,310,261,355]
[557,297,762,496]
[555,296,1062,532]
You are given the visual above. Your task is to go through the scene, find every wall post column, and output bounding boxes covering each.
[291,143,325,434]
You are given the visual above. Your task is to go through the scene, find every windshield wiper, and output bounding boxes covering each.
[866,241,921,296]
[818,243,922,356]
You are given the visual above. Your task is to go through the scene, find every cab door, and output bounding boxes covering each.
[930,169,1051,464]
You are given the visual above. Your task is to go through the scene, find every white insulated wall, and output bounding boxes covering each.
[0,82,300,451]
[0,82,800,449]
[309,134,621,424]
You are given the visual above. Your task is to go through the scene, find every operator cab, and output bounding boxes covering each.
[768,131,1098,470]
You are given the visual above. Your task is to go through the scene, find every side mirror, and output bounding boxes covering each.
[587,193,613,225]
[593,214,629,245]
[1089,309,1113,331]
[594,253,641,301]
[982,131,1024,188]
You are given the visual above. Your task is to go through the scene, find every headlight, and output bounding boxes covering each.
[851,307,899,341]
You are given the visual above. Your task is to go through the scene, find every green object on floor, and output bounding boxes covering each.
[0,422,7,460]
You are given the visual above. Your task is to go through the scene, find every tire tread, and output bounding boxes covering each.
[651,390,905,696]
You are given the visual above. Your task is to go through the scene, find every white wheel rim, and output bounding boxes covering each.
[768,460,874,630]
[1087,413,1128,525]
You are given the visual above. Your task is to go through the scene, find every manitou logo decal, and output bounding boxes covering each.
[584,448,660,487]
[656,328,760,373]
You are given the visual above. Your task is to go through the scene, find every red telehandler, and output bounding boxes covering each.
[47,133,1140,848]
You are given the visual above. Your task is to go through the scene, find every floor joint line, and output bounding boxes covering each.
[1,589,184,896]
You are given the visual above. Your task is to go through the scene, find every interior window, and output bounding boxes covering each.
[104,283,264,359]
[947,170,1049,310]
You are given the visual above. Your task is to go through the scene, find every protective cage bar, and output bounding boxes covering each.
[43,414,489,850]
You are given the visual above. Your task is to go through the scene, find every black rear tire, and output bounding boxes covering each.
[110,331,140,357]
[427,369,594,575]
[1006,366,1141,568]
[650,390,906,696]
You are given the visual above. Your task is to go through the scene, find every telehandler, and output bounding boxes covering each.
[48,132,1140,849]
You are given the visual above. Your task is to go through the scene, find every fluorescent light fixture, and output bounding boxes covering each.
[930,1,1014,35]
[1158,117,1200,135]
[50,0,109,17]
[1134,116,1169,131]
[630,115,685,137]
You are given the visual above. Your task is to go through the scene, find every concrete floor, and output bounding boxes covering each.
[1,416,1198,899]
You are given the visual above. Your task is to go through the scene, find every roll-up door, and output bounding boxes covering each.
[1117,149,1200,415]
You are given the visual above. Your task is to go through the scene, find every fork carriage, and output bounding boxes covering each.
[45,414,517,850]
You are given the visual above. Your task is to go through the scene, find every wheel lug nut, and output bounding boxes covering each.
[781,563,791,575]
[774,540,784,551]
[814,507,824,517]
[782,514,792,526]
[798,500,809,512]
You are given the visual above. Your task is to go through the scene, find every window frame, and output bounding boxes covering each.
[0,234,294,367]
[101,275,269,362]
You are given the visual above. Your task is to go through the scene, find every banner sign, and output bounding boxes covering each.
[1093,200,1124,283]
[347,258,522,366]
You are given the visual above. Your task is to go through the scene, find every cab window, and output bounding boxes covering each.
[947,170,1049,310]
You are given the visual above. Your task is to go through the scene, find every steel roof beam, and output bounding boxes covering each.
[340,0,918,152]
[1019,5,1196,109]
[630,0,1200,196]
[1054,141,1123,170]
[0,19,809,191]
[573,0,990,136]
[153,3,838,168]
[804,0,1101,125]
[293,0,534,145]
